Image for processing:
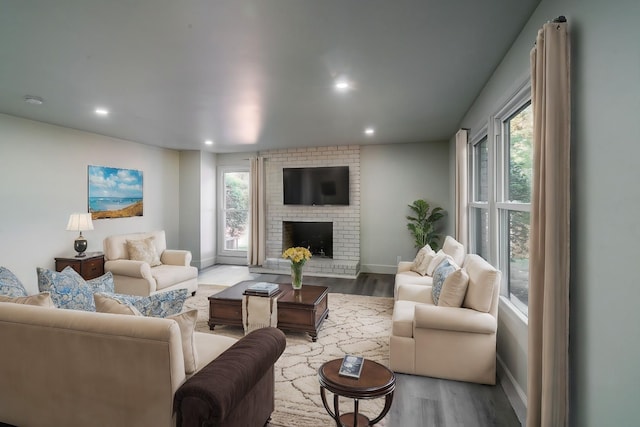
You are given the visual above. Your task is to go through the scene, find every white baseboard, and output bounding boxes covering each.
[193,256,216,270]
[497,354,527,425]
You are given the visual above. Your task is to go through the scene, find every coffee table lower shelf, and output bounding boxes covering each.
[208,281,329,342]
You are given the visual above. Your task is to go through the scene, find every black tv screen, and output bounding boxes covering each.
[283,166,349,205]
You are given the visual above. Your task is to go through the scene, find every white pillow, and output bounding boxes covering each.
[0,292,55,308]
[168,309,199,375]
[442,236,465,267]
[126,237,161,266]
[437,269,470,307]
[410,245,435,276]
[94,293,142,315]
[426,250,453,276]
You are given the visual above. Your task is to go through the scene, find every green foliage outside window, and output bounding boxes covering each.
[225,173,249,241]
[508,104,533,259]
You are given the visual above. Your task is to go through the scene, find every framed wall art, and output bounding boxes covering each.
[88,165,143,219]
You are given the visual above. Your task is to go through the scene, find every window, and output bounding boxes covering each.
[467,83,532,316]
[470,136,489,260]
[498,102,532,314]
[221,169,249,254]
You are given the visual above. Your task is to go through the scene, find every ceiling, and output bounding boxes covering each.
[0,0,540,153]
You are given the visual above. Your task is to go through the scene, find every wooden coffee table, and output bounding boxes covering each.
[208,280,329,341]
[318,358,396,427]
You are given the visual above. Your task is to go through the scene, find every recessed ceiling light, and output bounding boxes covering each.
[334,78,352,92]
[204,140,213,145]
[95,108,109,116]
[364,127,375,136]
[24,95,44,105]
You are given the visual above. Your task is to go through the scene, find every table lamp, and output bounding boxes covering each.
[66,213,94,257]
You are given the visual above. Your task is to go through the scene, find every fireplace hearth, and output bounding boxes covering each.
[283,221,333,258]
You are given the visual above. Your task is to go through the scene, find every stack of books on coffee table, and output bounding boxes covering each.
[244,282,280,297]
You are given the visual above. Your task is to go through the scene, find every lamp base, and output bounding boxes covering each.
[74,236,88,258]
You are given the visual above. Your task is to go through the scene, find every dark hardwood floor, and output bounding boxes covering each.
[254,271,395,298]
[249,270,522,427]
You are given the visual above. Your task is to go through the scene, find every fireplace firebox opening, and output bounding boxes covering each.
[283,221,333,258]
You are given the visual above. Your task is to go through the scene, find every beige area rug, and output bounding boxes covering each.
[185,284,394,427]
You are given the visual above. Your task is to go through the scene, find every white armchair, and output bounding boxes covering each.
[389,254,501,385]
[103,230,198,296]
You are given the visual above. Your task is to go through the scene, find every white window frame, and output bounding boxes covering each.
[468,128,490,260]
[217,166,250,259]
[467,80,532,316]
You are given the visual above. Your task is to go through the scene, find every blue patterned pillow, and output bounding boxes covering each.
[97,288,189,318]
[86,271,115,293]
[0,266,28,297]
[36,267,96,311]
[432,259,457,305]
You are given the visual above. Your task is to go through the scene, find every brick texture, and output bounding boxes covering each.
[262,146,361,276]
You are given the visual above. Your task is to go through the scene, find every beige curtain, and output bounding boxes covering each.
[248,156,266,266]
[527,18,570,427]
[455,129,469,248]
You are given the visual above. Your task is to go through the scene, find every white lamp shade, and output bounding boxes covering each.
[66,213,94,232]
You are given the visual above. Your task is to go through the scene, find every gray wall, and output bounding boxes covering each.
[361,141,452,273]
[457,0,640,424]
[0,114,181,294]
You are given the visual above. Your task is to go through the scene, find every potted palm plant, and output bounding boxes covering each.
[406,199,446,251]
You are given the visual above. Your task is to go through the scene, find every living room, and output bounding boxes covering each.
[1,0,639,426]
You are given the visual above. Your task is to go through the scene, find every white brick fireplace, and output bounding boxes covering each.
[259,145,361,277]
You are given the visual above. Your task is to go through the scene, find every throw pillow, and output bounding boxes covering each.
[167,309,199,374]
[442,236,466,267]
[437,269,470,307]
[0,266,29,297]
[126,237,161,267]
[426,250,451,277]
[37,266,96,311]
[97,288,189,318]
[410,245,435,276]
[94,293,142,315]
[87,271,115,293]
[431,260,458,305]
[0,292,55,307]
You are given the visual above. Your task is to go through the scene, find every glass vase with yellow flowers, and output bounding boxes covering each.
[282,246,312,289]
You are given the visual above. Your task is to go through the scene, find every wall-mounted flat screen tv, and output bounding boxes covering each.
[283,166,349,205]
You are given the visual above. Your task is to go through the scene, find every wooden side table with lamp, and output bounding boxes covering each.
[55,252,105,280]
[56,212,103,280]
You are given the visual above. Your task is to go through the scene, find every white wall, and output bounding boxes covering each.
[457,0,640,424]
[0,114,181,294]
[361,141,452,273]
[199,151,217,268]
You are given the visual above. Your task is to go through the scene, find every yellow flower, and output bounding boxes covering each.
[282,246,312,265]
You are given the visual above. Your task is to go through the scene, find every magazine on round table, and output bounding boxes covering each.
[339,355,364,379]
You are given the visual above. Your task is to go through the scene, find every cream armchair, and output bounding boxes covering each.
[103,230,198,296]
[389,254,501,385]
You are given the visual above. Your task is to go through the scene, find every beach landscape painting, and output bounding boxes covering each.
[88,165,143,219]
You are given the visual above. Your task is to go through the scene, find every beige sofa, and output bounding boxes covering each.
[0,301,285,427]
[104,230,198,296]
[390,237,501,385]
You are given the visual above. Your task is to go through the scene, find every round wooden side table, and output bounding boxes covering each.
[318,358,396,427]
